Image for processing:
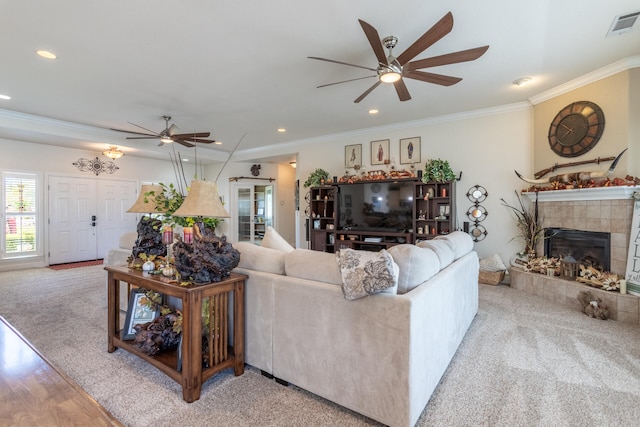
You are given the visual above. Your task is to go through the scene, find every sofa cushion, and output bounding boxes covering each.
[335,249,399,300]
[434,231,474,260]
[285,249,342,285]
[387,244,441,294]
[261,226,294,253]
[417,239,455,268]
[235,241,286,275]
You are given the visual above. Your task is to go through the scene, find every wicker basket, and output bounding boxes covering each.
[479,269,505,286]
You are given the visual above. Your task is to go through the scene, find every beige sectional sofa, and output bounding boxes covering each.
[234,231,479,427]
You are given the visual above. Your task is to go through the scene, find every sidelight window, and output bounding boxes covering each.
[2,172,40,258]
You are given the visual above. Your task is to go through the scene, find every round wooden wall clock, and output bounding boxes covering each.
[548,101,605,157]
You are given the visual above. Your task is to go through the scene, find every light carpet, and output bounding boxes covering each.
[0,266,639,426]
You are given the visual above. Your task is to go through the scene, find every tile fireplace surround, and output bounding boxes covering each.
[509,186,639,325]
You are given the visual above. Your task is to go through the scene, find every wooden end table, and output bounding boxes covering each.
[105,266,247,403]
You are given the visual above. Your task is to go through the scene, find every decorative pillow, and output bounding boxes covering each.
[479,253,507,272]
[336,249,399,300]
[387,244,440,294]
[261,226,294,253]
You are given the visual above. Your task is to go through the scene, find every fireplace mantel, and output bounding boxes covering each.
[523,185,640,202]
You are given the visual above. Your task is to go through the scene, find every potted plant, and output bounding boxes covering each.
[422,159,456,183]
[304,168,330,188]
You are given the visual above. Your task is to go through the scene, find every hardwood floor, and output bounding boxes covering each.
[0,316,122,426]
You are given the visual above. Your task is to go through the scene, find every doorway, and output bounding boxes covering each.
[48,176,137,264]
[231,183,274,244]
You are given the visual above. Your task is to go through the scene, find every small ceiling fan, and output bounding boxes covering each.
[309,11,489,103]
[110,115,216,148]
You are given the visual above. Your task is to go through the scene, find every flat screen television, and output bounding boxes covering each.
[336,180,414,232]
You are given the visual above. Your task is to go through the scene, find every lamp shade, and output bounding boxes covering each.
[173,180,230,218]
[127,184,166,213]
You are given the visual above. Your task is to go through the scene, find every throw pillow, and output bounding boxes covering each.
[336,248,398,301]
[479,253,507,272]
[261,226,294,253]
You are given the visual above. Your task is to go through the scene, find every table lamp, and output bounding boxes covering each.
[172,180,239,283]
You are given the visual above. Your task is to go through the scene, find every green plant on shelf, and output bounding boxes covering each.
[304,168,330,188]
[422,159,456,183]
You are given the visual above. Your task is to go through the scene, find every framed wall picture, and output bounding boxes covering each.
[122,288,161,340]
[371,139,390,165]
[400,137,421,164]
[345,144,362,169]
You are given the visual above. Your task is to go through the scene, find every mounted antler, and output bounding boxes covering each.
[515,149,627,185]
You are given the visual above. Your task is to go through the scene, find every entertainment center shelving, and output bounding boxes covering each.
[308,179,456,252]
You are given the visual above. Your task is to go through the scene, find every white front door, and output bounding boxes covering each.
[95,180,138,259]
[48,176,138,264]
[49,176,97,264]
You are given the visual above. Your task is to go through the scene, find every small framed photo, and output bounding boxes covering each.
[345,144,362,169]
[400,137,421,164]
[371,139,390,165]
[122,288,161,340]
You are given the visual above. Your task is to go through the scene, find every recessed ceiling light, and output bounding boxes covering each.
[277,128,286,133]
[182,158,189,162]
[0,94,11,100]
[369,109,379,115]
[35,50,57,59]
[513,77,533,87]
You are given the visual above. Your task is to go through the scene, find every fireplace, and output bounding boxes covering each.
[544,228,610,271]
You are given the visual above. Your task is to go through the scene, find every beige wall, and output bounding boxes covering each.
[533,70,636,178]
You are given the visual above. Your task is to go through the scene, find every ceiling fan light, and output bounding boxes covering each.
[160,137,174,143]
[379,70,402,84]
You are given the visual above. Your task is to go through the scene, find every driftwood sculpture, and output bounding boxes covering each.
[131,216,166,259]
[133,312,181,356]
[173,222,240,283]
[515,149,627,186]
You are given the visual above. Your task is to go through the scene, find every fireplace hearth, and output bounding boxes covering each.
[544,228,610,272]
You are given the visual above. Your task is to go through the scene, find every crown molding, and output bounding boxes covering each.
[529,56,640,105]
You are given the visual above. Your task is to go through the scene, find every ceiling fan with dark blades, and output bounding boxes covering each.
[110,115,216,148]
[309,11,489,103]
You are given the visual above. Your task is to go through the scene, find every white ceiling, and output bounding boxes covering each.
[1,1,639,164]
